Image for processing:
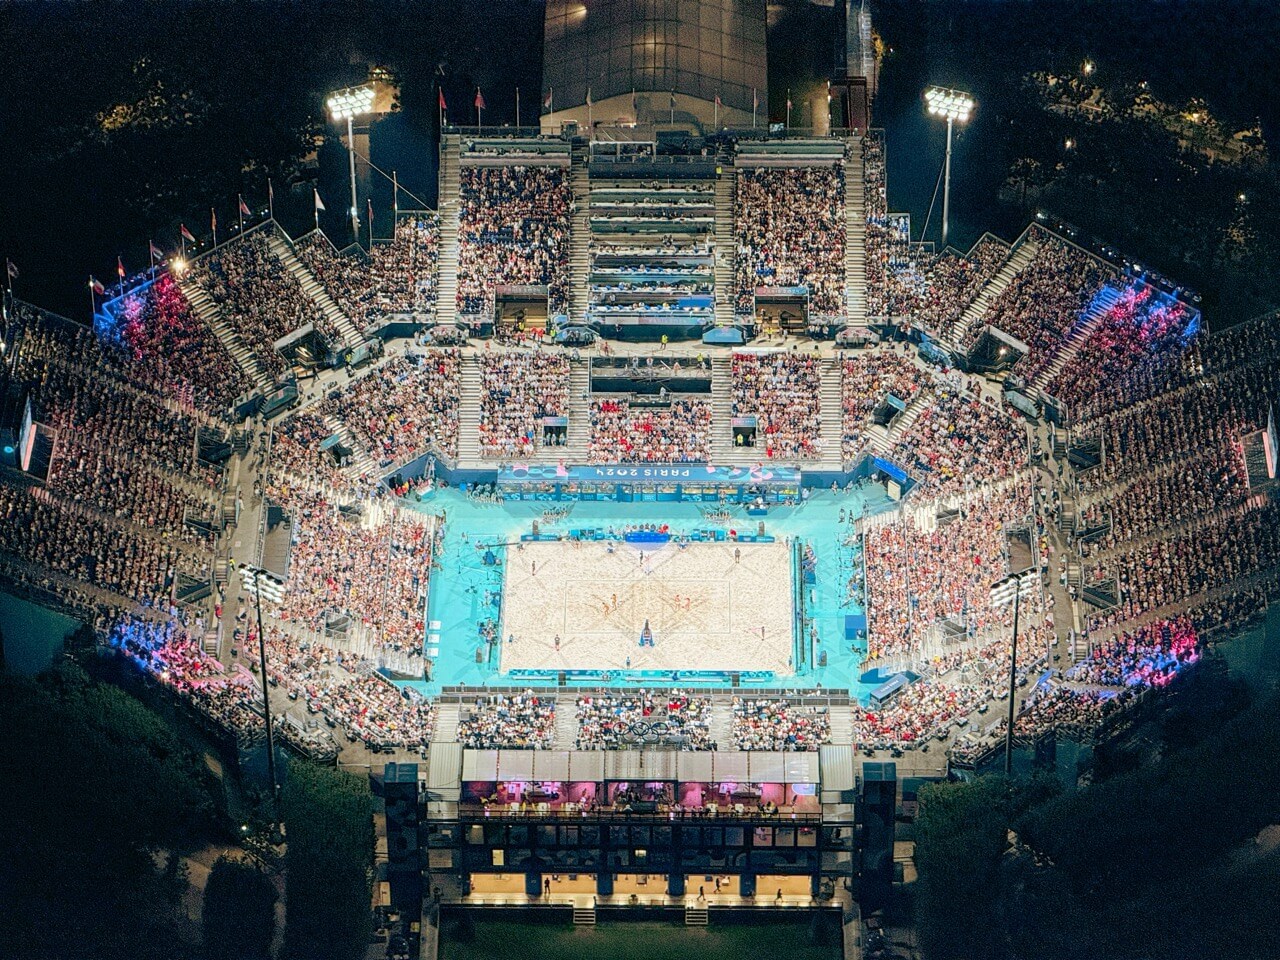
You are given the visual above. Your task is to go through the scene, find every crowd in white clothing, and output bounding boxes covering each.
[477,352,570,458]
[575,690,713,750]
[731,698,831,751]
[588,398,711,463]
[730,353,823,460]
[458,690,556,748]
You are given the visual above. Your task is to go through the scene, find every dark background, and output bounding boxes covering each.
[2,0,1277,325]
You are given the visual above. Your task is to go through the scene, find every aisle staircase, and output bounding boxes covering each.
[455,357,483,463]
[712,168,738,329]
[266,231,362,349]
[944,236,1042,350]
[436,137,462,323]
[572,904,597,926]
[432,702,461,744]
[817,358,846,470]
[176,273,274,390]
[323,412,376,475]
[828,703,855,746]
[553,701,579,750]
[707,699,734,751]
[567,145,592,325]
[845,137,868,325]
[562,360,592,463]
[708,356,739,465]
[1030,283,1122,392]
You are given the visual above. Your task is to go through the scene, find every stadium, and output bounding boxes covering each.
[1,0,1278,956]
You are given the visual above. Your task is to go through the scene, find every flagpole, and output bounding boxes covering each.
[714,95,720,130]
[212,208,218,248]
[516,87,521,128]
[88,278,95,320]
[670,91,675,125]
[392,170,399,217]
[268,178,275,221]
[180,232,186,261]
[587,88,592,131]
[367,199,374,249]
[238,194,244,235]
[753,88,758,129]
[786,88,791,130]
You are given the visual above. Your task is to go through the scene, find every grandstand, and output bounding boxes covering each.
[0,21,1276,926]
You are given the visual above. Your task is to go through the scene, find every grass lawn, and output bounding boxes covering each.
[440,916,841,960]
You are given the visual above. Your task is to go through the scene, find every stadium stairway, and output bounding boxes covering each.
[828,703,855,746]
[881,388,935,452]
[708,356,741,465]
[845,137,868,325]
[818,358,846,471]
[322,412,377,476]
[432,702,461,744]
[175,272,274,391]
[1030,282,1122,393]
[567,145,592,325]
[455,357,483,463]
[266,231,363,349]
[562,360,592,462]
[943,235,1042,351]
[436,136,462,323]
[708,699,734,750]
[553,702,579,750]
[713,168,738,329]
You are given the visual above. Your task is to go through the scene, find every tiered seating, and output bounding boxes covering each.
[295,214,440,330]
[588,398,711,463]
[575,690,713,750]
[456,166,571,316]
[458,691,555,749]
[97,273,250,411]
[959,232,1113,361]
[841,349,932,459]
[323,351,461,466]
[730,353,823,460]
[735,164,846,320]
[875,236,1010,333]
[731,698,831,751]
[189,232,338,378]
[476,352,570,459]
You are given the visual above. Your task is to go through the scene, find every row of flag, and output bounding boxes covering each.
[434,86,755,117]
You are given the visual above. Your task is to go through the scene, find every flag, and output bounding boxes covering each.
[117,256,126,279]
[239,195,251,217]
[475,88,486,110]
[210,208,217,233]
[180,223,195,243]
[543,87,553,110]
[149,240,164,262]
[670,90,676,106]
[90,277,106,295]
[586,87,592,107]
[268,180,274,205]
[753,88,759,111]
[438,88,447,111]
[787,97,793,111]
[314,189,326,212]
[5,259,17,280]
[714,94,722,108]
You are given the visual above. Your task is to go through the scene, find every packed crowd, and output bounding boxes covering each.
[730,353,823,460]
[863,481,1037,662]
[190,231,339,379]
[98,273,251,411]
[960,231,1112,360]
[588,398,711,463]
[477,352,570,458]
[296,214,440,331]
[575,690,714,750]
[1037,282,1194,413]
[323,351,461,466]
[862,131,893,319]
[263,627,433,750]
[276,491,436,658]
[731,698,831,751]
[735,164,847,319]
[841,346,932,459]
[458,690,556,749]
[876,237,1012,335]
[885,382,1026,497]
[456,166,572,316]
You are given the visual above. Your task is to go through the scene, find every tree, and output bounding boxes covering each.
[281,761,375,960]
[203,856,278,960]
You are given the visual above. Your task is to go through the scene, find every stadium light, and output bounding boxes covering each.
[991,569,1039,776]
[241,564,287,815]
[327,84,376,243]
[924,86,974,248]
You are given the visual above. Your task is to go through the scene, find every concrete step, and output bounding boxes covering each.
[267,231,363,348]
[432,703,461,744]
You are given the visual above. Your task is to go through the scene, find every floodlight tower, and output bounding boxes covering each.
[327,85,376,242]
[924,86,974,248]
[242,564,286,814]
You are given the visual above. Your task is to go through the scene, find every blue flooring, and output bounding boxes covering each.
[399,486,892,699]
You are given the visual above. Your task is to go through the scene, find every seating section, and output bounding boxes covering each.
[735,164,846,320]
[476,352,570,459]
[588,398,711,463]
[730,353,823,460]
[295,214,440,330]
[456,166,571,317]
